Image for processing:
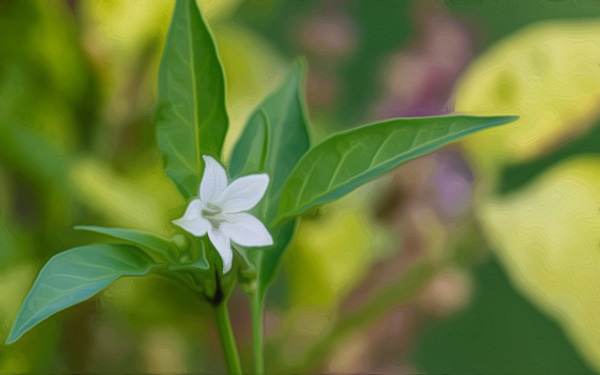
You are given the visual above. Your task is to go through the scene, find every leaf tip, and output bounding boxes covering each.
[5,326,22,345]
[493,114,520,127]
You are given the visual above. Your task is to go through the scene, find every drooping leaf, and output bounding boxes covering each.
[6,243,159,344]
[228,61,310,294]
[74,225,178,263]
[156,0,228,199]
[274,115,519,224]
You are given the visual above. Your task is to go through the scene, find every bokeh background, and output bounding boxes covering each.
[2,0,600,373]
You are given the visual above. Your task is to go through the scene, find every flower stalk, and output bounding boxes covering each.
[215,301,243,374]
[251,292,265,375]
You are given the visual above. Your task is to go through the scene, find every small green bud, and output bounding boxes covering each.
[171,233,190,253]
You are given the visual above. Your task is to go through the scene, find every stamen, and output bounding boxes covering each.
[202,209,219,217]
[202,203,222,218]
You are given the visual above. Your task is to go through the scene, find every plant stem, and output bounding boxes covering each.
[215,301,243,374]
[250,292,265,374]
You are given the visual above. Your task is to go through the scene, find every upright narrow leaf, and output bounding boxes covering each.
[7,244,159,344]
[228,109,270,181]
[229,61,310,293]
[275,115,519,224]
[229,60,310,222]
[157,0,228,198]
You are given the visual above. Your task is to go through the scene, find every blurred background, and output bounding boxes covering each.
[2,0,600,373]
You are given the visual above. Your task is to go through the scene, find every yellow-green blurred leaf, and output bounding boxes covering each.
[455,20,600,183]
[454,20,600,370]
[285,187,384,308]
[69,158,181,235]
[478,156,600,369]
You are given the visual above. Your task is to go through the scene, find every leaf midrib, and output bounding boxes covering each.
[12,263,157,340]
[185,2,202,174]
[289,119,496,218]
[265,77,306,213]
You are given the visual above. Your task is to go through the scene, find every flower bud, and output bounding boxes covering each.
[171,234,190,254]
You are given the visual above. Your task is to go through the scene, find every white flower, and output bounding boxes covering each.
[172,156,273,273]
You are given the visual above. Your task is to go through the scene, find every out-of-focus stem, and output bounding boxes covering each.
[287,262,437,372]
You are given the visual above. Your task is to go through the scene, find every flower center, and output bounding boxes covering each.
[201,203,228,228]
[201,206,221,217]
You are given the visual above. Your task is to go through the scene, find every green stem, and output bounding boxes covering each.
[250,292,265,374]
[215,301,243,374]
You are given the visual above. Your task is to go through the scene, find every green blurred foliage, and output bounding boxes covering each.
[413,256,592,373]
[447,0,600,45]
[235,1,414,124]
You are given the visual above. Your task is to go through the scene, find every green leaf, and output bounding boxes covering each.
[229,60,311,223]
[74,225,178,263]
[228,109,269,181]
[229,61,310,294]
[275,115,519,224]
[6,244,159,344]
[250,220,296,297]
[156,0,229,199]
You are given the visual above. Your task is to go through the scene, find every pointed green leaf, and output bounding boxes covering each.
[250,220,296,297]
[7,244,159,344]
[275,115,519,224]
[228,108,270,181]
[156,0,228,199]
[229,61,310,294]
[230,60,311,223]
[74,225,178,263]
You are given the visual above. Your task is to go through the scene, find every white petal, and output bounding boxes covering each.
[219,174,269,213]
[221,212,274,247]
[208,228,233,274]
[200,155,228,203]
[172,200,209,237]
[182,199,202,220]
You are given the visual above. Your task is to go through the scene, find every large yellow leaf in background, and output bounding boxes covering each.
[480,157,600,368]
[455,21,600,369]
[456,21,600,186]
